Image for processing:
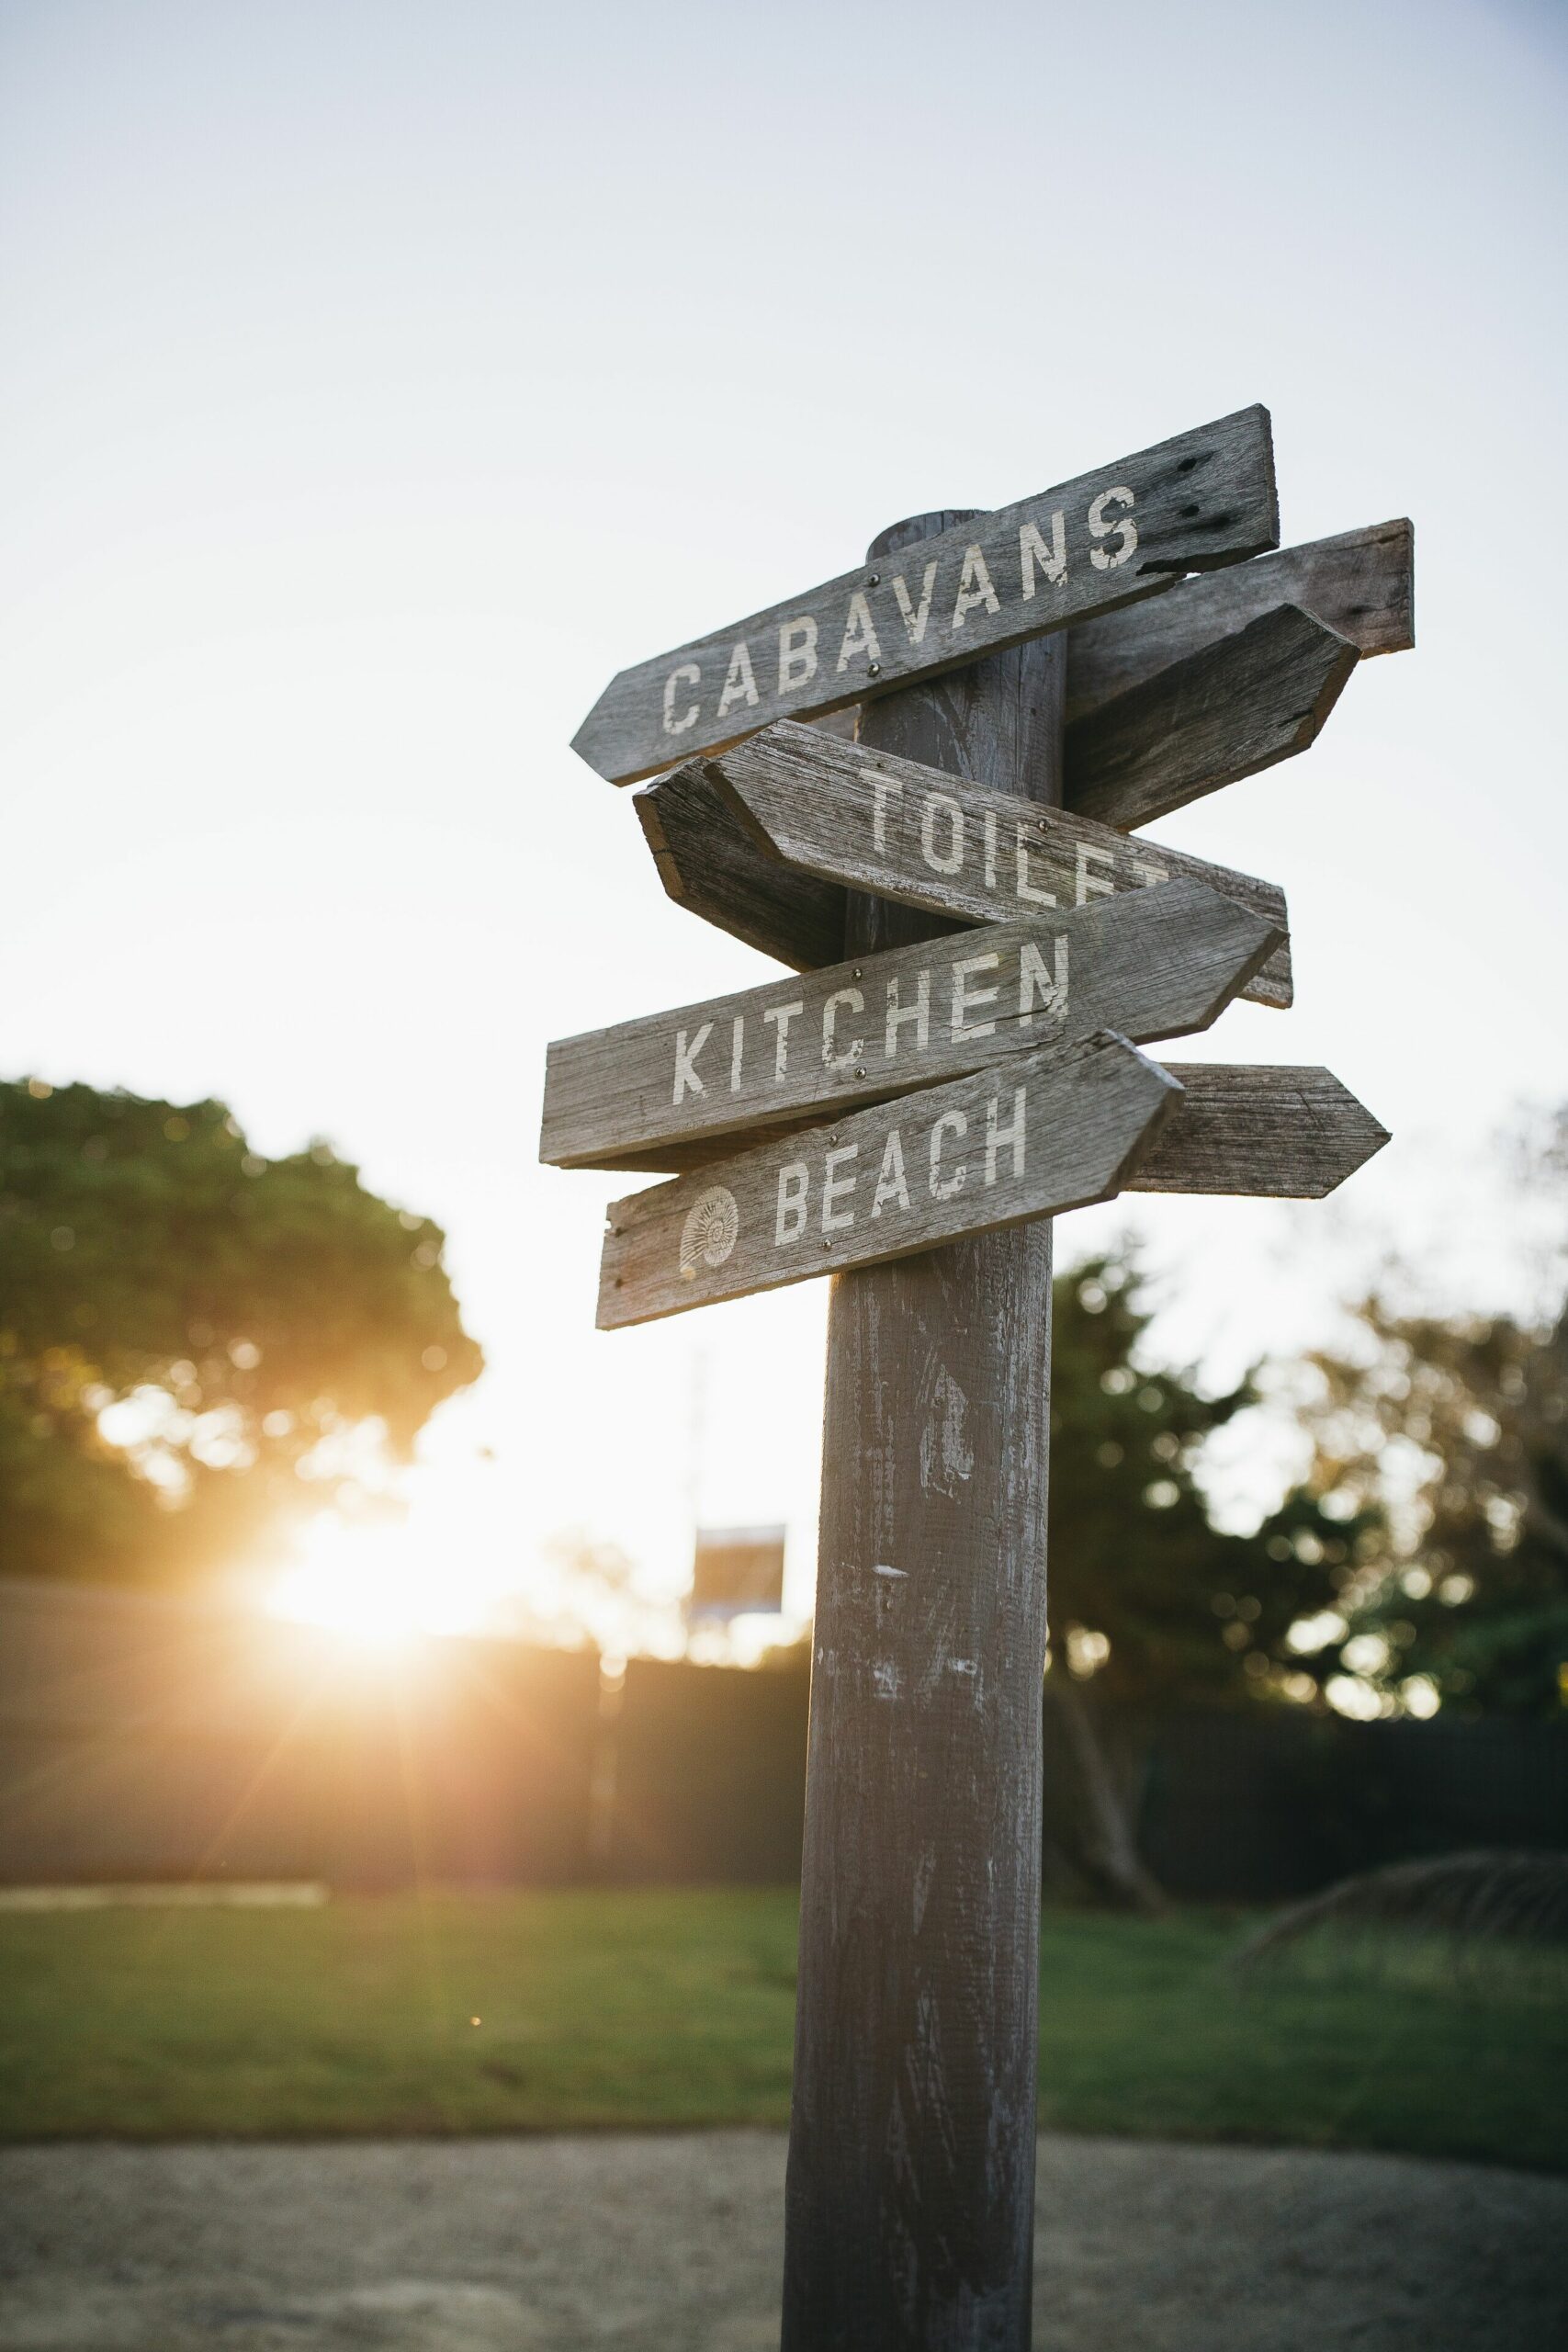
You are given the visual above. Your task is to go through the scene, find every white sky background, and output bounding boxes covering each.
[2,0,1565,1638]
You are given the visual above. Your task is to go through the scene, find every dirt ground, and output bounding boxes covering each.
[0,2131,1562,2351]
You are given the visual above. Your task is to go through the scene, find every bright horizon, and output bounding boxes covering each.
[4,0,1565,1647]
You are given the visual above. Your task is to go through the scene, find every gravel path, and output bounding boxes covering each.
[1,2132,1563,2351]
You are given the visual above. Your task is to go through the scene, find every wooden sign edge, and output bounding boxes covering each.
[1126,1063,1392,1198]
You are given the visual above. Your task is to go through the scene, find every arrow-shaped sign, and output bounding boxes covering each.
[597,1030,1178,1328]
[595,1051,1389,1326]
[573,408,1279,786]
[636,598,1353,981]
[1066,602,1357,832]
[1066,515,1413,726]
[718,518,1411,752]
[539,878,1281,1173]
[1126,1064,1390,1197]
[703,719,1292,1008]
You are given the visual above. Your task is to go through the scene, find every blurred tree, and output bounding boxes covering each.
[1297,1296,1568,1717]
[0,1076,482,1588]
[1049,1249,1371,1706]
[1042,1248,1376,1908]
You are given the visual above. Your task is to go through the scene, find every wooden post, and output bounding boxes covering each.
[782,512,1064,2349]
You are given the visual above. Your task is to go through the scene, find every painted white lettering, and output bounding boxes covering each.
[775,1161,809,1245]
[873,772,903,853]
[891,561,938,645]
[730,1015,745,1092]
[1089,486,1137,571]
[984,808,998,889]
[951,952,1000,1040]
[871,1129,910,1217]
[1075,842,1116,902]
[822,1144,859,1233]
[919,792,964,876]
[777,616,819,694]
[761,1000,805,1080]
[716,640,759,719]
[1019,512,1067,595]
[929,1109,967,1199]
[822,988,865,1070]
[661,663,701,736]
[986,1086,1027,1185]
[1019,936,1068,1020]
[673,1022,713,1103]
[836,592,882,674]
[1016,825,1058,907]
[884,970,931,1059]
[951,545,1000,629]
[1132,858,1169,889]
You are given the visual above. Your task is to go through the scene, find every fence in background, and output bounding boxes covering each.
[0,1577,598,1888]
[1,1577,1563,1897]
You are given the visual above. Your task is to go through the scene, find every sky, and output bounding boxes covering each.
[3,0,1565,1644]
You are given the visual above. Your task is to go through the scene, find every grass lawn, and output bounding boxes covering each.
[2,1890,1562,2170]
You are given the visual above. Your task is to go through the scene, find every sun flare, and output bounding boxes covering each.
[265,1510,496,1646]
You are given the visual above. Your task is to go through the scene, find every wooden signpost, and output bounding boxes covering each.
[548,407,1407,2350]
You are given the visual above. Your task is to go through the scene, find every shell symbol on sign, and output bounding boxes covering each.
[680,1186,739,1279]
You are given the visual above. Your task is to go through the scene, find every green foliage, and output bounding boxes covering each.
[1301,1298,1568,1717]
[0,1076,482,1587]
[1048,1250,1374,1709]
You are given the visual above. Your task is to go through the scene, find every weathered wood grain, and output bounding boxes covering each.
[1065,604,1359,831]
[784,518,1065,2350]
[706,717,1292,1007]
[635,760,847,970]
[1126,1064,1390,1196]
[634,603,1348,988]
[1065,516,1414,723]
[596,1029,1176,1328]
[573,408,1278,784]
[541,876,1280,1171]
[732,519,1415,782]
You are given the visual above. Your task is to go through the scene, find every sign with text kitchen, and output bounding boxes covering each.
[540,878,1281,1175]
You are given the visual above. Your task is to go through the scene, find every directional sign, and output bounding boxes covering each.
[1066,603,1357,831]
[1126,1065,1389,1197]
[741,518,1412,750]
[539,877,1280,1173]
[597,1030,1179,1328]
[1065,516,1413,726]
[572,408,1279,785]
[705,719,1293,1008]
[596,1050,1391,1329]
[636,598,1353,982]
